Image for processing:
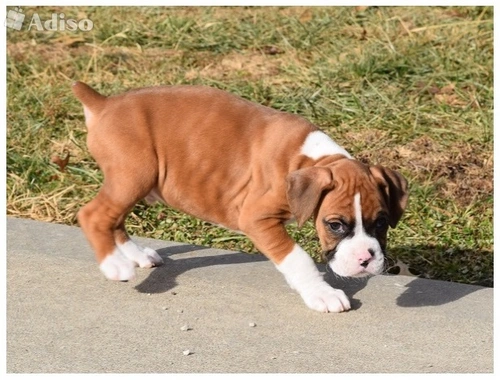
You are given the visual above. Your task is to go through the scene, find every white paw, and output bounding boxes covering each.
[118,240,164,268]
[276,245,351,313]
[100,249,136,281]
[301,283,351,313]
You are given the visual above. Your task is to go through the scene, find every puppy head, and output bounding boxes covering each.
[286,158,408,277]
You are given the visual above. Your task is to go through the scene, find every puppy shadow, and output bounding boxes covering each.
[324,271,487,310]
[136,243,372,311]
[389,244,492,307]
[134,244,267,294]
[395,277,486,308]
[134,244,486,310]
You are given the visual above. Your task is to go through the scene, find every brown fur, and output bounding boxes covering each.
[73,82,407,267]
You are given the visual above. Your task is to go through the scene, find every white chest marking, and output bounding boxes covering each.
[300,131,351,160]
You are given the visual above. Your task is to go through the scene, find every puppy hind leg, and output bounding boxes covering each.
[114,218,164,269]
[78,191,135,281]
[79,167,159,280]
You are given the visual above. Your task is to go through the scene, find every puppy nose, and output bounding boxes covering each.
[360,259,371,268]
[359,250,375,268]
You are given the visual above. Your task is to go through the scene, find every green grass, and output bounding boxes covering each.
[7,6,493,286]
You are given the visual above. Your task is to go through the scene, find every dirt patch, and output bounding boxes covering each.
[183,50,286,83]
[349,133,493,206]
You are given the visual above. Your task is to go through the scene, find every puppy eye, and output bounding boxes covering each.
[328,221,347,235]
[375,217,388,230]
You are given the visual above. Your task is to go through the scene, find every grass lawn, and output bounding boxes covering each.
[6,6,493,286]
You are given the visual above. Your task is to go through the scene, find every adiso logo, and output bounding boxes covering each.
[5,7,94,31]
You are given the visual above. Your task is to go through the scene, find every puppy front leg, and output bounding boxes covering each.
[276,244,351,313]
[242,218,350,313]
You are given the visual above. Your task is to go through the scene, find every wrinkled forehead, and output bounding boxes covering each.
[323,188,385,222]
[322,163,387,220]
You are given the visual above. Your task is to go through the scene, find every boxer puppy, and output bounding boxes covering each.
[72,82,408,313]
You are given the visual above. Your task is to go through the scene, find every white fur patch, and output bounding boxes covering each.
[118,240,163,268]
[328,193,384,277]
[276,244,351,313]
[300,131,351,160]
[100,248,136,281]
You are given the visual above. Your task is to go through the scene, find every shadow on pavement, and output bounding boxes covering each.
[395,277,486,307]
[134,244,267,294]
[135,243,487,310]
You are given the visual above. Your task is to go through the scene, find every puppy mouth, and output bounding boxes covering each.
[329,264,381,278]
[324,249,385,278]
[352,267,380,277]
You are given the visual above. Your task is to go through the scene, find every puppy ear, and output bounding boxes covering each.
[286,167,334,228]
[369,165,409,228]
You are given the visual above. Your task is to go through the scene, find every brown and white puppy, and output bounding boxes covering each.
[72,82,408,313]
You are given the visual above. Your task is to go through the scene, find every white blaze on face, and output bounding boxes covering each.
[328,193,385,277]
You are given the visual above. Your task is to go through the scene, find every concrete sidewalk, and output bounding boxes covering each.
[6,217,493,373]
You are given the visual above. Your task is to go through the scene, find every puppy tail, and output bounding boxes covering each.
[71,81,106,122]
